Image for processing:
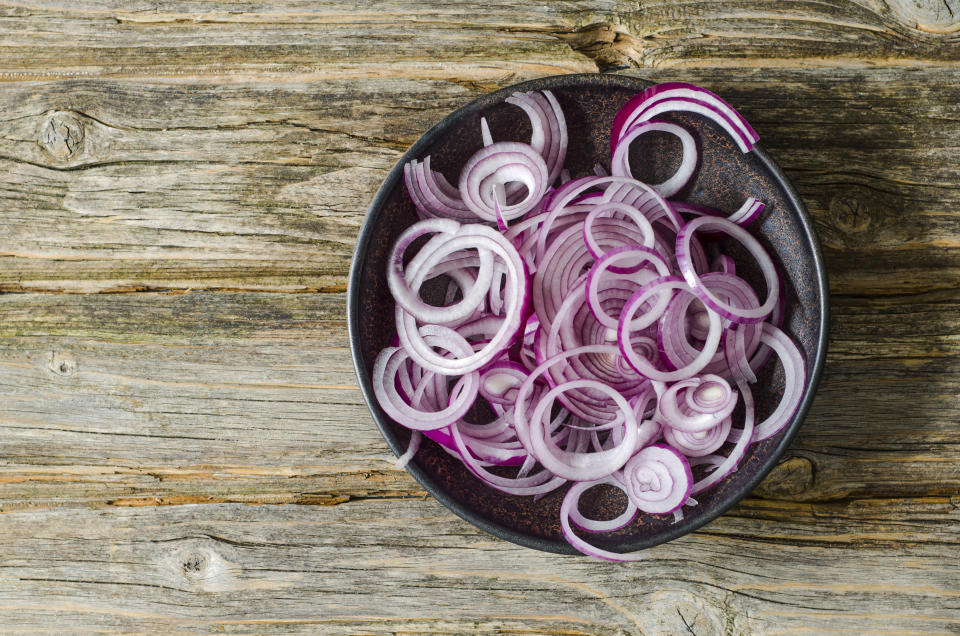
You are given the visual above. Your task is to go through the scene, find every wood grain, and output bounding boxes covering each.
[3,67,960,294]
[1,499,959,635]
[0,289,958,510]
[1,1,959,633]
[0,1,957,82]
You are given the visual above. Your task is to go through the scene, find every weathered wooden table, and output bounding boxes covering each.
[2,2,959,634]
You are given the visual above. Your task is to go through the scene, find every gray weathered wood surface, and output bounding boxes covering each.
[1,1,960,634]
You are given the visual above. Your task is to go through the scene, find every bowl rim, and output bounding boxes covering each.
[348,72,830,556]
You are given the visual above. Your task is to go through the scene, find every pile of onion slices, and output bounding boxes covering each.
[374,82,806,561]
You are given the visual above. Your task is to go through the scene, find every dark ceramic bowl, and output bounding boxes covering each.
[348,73,828,555]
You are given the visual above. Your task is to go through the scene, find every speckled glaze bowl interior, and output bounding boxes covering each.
[349,73,828,555]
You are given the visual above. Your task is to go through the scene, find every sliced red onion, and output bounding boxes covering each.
[586,246,671,330]
[619,276,722,382]
[725,325,758,384]
[657,375,737,433]
[451,422,568,496]
[526,379,638,481]
[752,324,806,441]
[600,179,681,231]
[611,120,698,198]
[730,197,765,226]
[632,98,753,153]
[612,83,758,153]
[677,216,779,324]
[395,431,422,469]
[712,254,736,275]
[504,90,568,187]
[396,222,529,375]
[582,202,656,262]
[406,158,477,222]
[663,416,731,457]
[479,361,529,405]
[690,378,755,494]
[658,298,718,375]
[459,141,549,224]
[536,175,676,264]
[387,219,494,324]
[673,197,765,228]
[561,480,646,561]
[637,82,759,143]
[621,444,692,514]
[567,478,638,533]
[514,344,624,450]
[372,340,479,431]
[378,83,807,561]
[672,496,699,523]
[479,118,510,224]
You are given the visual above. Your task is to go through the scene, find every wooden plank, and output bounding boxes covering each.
[0,499,957,634]
[0,78,466,293]
[0,291,404,510]
[1,1,959,633]
[2,68,960,294]
[0,1,957,82]
[0,1,591,82]
[1,289,958,509]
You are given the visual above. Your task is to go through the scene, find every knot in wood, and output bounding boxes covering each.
[644,589,725,634]
[47,350,78,377]
[754,456,815,499]
[887,0,960,34]
[557,22,644,72]
[829,192,872,234]
[168,545,236,592]
[181,552,207,575]
[40,112,85,159]
[822,186,905,248]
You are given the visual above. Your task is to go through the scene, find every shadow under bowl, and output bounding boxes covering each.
[348,73,829,555]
